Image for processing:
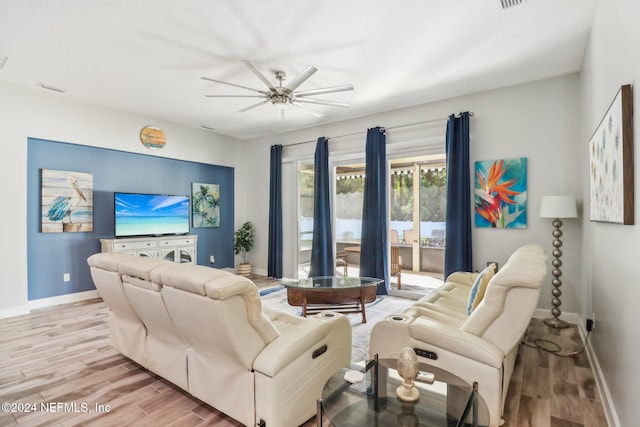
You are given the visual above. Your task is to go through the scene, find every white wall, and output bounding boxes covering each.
[580,0,640,424]
[0,81,246,317]
[244,74,582,316]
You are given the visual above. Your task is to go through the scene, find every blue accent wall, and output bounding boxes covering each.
[27,138,235,301]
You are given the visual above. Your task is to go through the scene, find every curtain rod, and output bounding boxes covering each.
[282,111,474,147]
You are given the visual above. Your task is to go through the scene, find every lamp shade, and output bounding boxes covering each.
[539,195,577,219]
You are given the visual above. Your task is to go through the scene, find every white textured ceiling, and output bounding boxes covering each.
[0,0,595,140]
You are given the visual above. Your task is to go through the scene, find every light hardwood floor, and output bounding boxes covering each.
[0,299,607,426]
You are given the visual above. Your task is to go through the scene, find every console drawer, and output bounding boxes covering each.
[159,237,195,247]
[113,240,157,251]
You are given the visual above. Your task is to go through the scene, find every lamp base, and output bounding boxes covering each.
[544,317,570,329]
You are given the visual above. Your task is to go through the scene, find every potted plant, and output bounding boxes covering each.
[234,221,255,276]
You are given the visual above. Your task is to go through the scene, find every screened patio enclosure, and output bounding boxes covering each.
[298,155,446,294]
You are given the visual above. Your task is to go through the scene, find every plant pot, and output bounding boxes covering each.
[237,263,252,277]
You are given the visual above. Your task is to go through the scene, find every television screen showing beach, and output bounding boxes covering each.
[115,193,190,237]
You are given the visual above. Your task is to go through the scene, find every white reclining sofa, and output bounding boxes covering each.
[370,244,548,426]
[88,252,351,427]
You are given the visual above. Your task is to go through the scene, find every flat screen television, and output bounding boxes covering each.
[114,192,190,237]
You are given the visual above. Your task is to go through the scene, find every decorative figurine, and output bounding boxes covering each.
[395,347,420,402]
[397,403,419,427]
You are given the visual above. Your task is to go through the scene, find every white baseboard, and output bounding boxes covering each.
[27,290,101,310]
[577,320,619,427]
[252,267,268,277]
[534,308,618,427]
[532,308,579,325]
[0,304,31,320]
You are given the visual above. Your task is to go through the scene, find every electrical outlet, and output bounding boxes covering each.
[209,255,215,264]
[63,273,70,282]
[586,318,594,332]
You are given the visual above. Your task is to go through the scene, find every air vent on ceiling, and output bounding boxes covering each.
[501,0,526,9]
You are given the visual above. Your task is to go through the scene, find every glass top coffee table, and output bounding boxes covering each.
[282,276,382,323]
[317,355,489,426]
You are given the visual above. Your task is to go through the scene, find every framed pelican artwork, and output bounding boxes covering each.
[41,169,94,233]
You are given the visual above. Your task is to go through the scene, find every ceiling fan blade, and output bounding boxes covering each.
[205,94,265,98]
[238,100,270,113]
[284,66,317,93]
[242,60,276,90]
[294,84,354,97]
[292,102,324,118]
[295,98,351,108]
[201,76,267,94]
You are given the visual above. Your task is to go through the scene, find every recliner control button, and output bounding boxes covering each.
[414,348,438,360]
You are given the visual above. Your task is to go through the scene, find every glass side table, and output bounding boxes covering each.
[318,354,489,426]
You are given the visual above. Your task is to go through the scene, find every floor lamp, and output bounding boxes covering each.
[539,195,577,329]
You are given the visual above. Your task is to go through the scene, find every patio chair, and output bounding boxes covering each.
[390,245,402,289]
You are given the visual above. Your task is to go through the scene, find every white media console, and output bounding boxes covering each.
[100,235,197,264]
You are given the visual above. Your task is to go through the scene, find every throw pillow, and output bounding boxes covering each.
[466,263,497,315]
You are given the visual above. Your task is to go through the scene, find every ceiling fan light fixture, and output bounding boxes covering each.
[271,96,290,110]
[272,99,290,120]
[202,60,353,120]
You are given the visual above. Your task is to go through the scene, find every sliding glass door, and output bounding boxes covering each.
[389,155,446,293]
[297,162,314,278]
[334,163,365,277]
[295,152,446,294]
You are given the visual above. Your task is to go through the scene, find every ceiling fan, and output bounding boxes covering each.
[201,60,354,120]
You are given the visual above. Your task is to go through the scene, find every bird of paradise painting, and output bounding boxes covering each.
[41,169,93,233]
[474,157,527,228]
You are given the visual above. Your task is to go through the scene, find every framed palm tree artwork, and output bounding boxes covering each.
[474,157,527,228]
[191,183,220,228]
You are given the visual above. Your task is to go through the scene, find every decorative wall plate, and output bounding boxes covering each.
[140,126,166,150]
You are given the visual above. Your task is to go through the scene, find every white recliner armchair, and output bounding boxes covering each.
[88,253,352,427]
[369,244,548,426]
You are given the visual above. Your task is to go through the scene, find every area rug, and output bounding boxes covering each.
[259,286,418,363]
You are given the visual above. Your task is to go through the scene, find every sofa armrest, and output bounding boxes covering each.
[253,319,331,377]
[410,317,503,368]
